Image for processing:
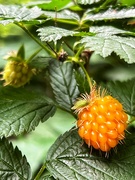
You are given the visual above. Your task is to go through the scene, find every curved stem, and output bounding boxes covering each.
[128,116,135,125]
[79,62,93,91]
[71,45,93,91]
[15,23,56,58]
[27,48,42,63]
[75,46,84,59]
[34,164,46,180]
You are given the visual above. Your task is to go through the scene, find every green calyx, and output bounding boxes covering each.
[72,99,89,110]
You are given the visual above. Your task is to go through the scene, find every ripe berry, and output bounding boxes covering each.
[2,60,34,87]
[73,88,128,152]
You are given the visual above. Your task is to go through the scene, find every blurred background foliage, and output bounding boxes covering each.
[0,0,34,4]
[0,0,135,176]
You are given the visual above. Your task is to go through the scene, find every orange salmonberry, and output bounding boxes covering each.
[73,88,128,152]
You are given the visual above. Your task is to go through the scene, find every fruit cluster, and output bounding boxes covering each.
[3,60,34,87]
[77,94,128,152]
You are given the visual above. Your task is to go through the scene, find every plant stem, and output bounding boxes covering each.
[79,62,93,90]
[74,46,93,91]
[128,116,135,125]
[94,0,113,13]
[15,23,56,58]
[34,164,46,180]
[27,48,42,63]
[75,46,84,58]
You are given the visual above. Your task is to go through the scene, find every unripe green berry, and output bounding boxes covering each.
[3,60,35,87]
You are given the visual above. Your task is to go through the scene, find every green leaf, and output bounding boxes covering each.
[46,128,135,180]
[119,0,135,6]
[38,0,72,11]
[77,0,101,5]
[74,67,90,93]
[81,35,135,64]
[89,26,134,36]
[74,31,94,37]
[49,60,80,111]
[106,79,135,116]
[0,137,31,179]
[0,86,56,137]
[0,5,42,25]
[77,0,102,5]
[17,45,25,60]
[29,56,51,69]
[37,26,78,42]
[43,9,80,22]
[84,7,135,21]
[41,174,55,180]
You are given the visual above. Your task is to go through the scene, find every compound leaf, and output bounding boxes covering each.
[0,137,31,179]
[43,10,80,22]
[0,86,56,137]
[89,26,133,36]
[81,35,135,64]
[49,60,79,111]
[106,79,135,116]
[37,26,78,42]
[0,5,42,25]
[46,128,135,180]
[84,7,135,21]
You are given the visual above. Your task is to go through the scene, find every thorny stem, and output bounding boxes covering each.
[34,164,46,180]
[16,23,56,58]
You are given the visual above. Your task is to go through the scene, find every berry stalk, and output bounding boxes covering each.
[79,61,93,90]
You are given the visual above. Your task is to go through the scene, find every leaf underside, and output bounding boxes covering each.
[0,5,42,25]
[89,26,132,36]
[37,26,78,42]
[46,128,135,180]
[84,8,135,21]
[81,35,135,64]
[0,137,31,180]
